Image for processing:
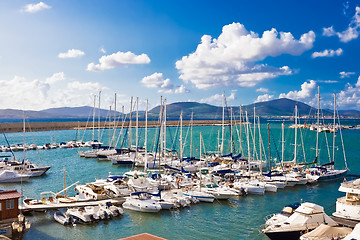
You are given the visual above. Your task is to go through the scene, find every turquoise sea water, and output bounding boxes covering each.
[1,120,359,240]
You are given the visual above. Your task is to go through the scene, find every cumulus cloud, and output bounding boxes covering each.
[176,22,315,89]
[87,51,150,72]
[58,49,85,59]
[279,80,317,100]
[141,72,188,94]
[311,48,343,58]
[174,85,189,94]
[0,74,107,110]
[337,76,360,109]
[200,91,236,105]
[256,88,269,93]
[340,71,356,78]
[45,72,66,84]
[322,6,360,42]
[141,73,173,89]
[254,94,274,103]
[22,2,51,13]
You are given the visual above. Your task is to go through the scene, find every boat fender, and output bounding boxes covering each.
[74,188,77,191]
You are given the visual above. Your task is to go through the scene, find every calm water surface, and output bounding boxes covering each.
[0,120,359,240]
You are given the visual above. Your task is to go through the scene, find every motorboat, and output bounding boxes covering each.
[333,178,360,221]
[264,203,300,227]
[343,223,360,240]
[122,192,162,213]
[263,202,338,240]
[66,207,94,223]
[306,167,348,181]
[183,189,215,203]
[201,186,238,200]
[54,211,74,225]
[0,170,30,183]
[300,224,352,240]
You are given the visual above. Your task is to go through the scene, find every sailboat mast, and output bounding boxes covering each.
[145,99,148,172]
[281,121,284,166]
[221,91,225,156]
[180,111,183,160]
[268,123,271,170]
[136,97,139,157]
[294,104,298,163]
[239,105,242,155]
[315,86,320,165]
[23,111,26,162]
[64,167,66,197]
[98,91,101,142]
[253,104,256,161]
[164,98,167,154]
[92,94,96,142]
[332,93,336,167]
[230,107,233,153]
[190,112,193,159]
[245,111,251,171]
[258,116,262,174]
[128,97,133,149]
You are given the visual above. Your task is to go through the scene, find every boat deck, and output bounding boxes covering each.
[20,198,125,211]
[331,216,359,228]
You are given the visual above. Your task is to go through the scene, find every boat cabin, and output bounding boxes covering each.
[0,190,22,221]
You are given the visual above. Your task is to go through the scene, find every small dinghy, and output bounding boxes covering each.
[54,211,72,226]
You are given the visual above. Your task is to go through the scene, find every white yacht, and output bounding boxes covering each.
[263,202,338,240]
[333,178,360,221]
[122,192,162,213]
[0,170,30,183]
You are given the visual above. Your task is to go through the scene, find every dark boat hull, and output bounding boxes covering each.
[264,230,301,240]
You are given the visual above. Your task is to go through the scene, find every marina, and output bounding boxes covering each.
[0,113,358,239]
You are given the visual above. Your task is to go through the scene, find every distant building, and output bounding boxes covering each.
[0,190,22,221]
[0,190,31,239]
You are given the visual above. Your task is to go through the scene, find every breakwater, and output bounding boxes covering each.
[0,120,240,133]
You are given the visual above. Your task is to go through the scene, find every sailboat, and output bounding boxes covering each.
[306,90,348,181]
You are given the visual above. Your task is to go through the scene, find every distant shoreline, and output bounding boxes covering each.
[0,120,242,133]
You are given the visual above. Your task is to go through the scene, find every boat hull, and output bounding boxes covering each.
[264,230,301,240]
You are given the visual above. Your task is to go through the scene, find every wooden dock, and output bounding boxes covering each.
[20,197,125,211]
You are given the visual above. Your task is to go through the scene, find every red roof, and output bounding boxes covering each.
[119,233,167,240]
[0,190,23,200]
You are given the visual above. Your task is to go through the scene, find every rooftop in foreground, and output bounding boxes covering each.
[119,233,167,240]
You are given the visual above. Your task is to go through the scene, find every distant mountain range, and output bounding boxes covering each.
[1,98,360,121]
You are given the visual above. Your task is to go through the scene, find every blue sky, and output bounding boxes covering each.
[1,0,360,111]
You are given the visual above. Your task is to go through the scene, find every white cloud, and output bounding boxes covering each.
[58,49,85,59]
[45,72,65,84]
[141,72,173,89]
[0,74,108,110]
[254,94,274,103]
[279,80,317,100]
[340,71,356,78]
[256,87,269,93]
[141,72,188,94]
[200,91,236,105]
[317,80,338,83]
[311,48,343,58]
[22,2,51,13]
[322,6,360,42]
[174,85,189,94]
[337,77,360,109]
[87,51,150,72]
[176,22,315,89]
